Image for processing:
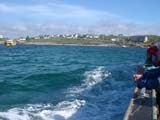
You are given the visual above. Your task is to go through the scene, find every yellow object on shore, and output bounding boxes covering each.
[4,40,16,46]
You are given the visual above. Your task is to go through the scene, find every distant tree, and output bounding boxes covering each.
[99,34,105,39]
[78,34,86,39]
[26,35,30,41]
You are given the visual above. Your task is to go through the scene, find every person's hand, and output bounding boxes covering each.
[133,74,143,81]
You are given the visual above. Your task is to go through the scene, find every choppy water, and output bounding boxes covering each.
[0,45,145,120]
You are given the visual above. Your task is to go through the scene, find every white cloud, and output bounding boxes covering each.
[1,21,160,38]
[0,3,12,12]
[0,2,160,37]
[0,2,116,20]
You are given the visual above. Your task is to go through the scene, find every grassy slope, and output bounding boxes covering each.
[27,38,114,45]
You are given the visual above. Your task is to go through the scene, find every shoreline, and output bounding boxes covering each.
[23,42,127,47]
[0,41,143,47]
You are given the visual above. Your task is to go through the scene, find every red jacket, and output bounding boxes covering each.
[147,45,158,56]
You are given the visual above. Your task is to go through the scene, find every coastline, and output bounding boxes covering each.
[0,41,144,48]
[23,42,126,47]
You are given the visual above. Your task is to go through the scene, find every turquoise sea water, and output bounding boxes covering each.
[0,45,145,120]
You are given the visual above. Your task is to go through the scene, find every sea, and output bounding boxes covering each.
[0,45,146,120]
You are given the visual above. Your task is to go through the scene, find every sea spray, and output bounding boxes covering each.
[67,67,111,95]
[83,67,111,87]
[0,100,86,120]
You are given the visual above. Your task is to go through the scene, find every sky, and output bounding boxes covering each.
[0,0,160,38]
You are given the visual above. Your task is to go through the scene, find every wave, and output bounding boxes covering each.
[68,67,111,94]
[0,67,111,120]
[83,67,111,87]
[0,100,85,120]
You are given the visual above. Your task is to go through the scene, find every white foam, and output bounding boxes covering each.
[0,108,31,120]
[83,67,111,87]
[0,67,110,120]
[0,99,85,120]
[69,67,111,94]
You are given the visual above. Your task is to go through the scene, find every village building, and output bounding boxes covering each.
[130,35,148,42]
[0,35,3,39]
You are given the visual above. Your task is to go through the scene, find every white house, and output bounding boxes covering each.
[19,38,26,41]
[93,35,99,39]
[144,36,148,43]
[73,34,79,38]
[0,35,3,39]
[111,38,120,41]
[34,37,40,39]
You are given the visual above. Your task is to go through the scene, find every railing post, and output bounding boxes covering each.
[152,89,157,120]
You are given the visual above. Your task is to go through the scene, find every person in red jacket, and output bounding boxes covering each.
[146,43,158,65]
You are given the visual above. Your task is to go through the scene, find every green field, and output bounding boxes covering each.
[26,38,140,47]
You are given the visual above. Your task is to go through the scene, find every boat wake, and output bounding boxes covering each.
[0,67,111,120]
[0,100,85,120]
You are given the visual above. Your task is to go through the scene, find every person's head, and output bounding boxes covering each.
[151,42,156,46]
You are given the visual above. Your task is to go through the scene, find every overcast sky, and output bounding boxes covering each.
[0,0,160,38]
